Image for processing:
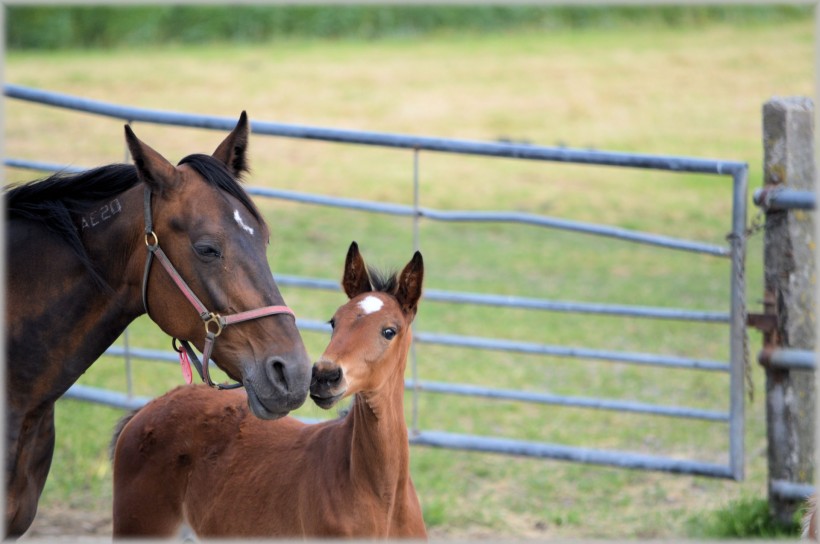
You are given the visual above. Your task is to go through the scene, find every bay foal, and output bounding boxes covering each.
[112,242,427,539]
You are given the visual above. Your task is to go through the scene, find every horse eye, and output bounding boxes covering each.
[328,318,336,330]
[382,327,397,340]
[194,243,222,261]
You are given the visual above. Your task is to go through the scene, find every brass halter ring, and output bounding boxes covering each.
[204,313,224,337]
[144,231,159,250]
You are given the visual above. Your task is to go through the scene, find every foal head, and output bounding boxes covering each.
[128,114,311,419]
[310,242,423,409]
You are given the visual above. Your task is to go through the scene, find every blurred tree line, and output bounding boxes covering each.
[6,4,812,51]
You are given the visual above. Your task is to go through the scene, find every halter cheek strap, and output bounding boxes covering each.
[141,187,295,389]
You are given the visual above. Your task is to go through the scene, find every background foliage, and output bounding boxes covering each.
[7,5,813,50]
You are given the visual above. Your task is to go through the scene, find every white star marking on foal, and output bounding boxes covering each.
[358,295,384,315]
[233,210,254,236]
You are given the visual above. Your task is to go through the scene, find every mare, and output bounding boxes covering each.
[111,241,427,539]
[4,114,312,537]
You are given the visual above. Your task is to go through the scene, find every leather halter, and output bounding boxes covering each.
[141,187,295,389]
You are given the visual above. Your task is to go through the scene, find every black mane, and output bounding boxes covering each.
[5,164,140,289]
[5,155,260,290]
[6,163,139,222]
[177,154,262,224]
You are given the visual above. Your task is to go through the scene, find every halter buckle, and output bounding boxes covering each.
[204,313,224,337]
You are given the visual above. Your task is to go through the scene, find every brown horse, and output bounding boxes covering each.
[111,241,427,539]
[5,114,312,537]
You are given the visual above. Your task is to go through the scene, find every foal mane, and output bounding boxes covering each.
[367,267,398,294]
[5,154,262,290]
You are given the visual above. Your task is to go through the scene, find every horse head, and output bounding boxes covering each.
[310,242,423,409]
[127,113,311,419]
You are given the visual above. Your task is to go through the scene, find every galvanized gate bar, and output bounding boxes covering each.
[3,158,87,174]
[753,187,816,210]
[105,324,731,373]
[63,383,731,479]
[412,331,730,372]
[248,187,730,256]
[292,319,729,371]
[728,167,748,481]
[3,157,730,257]
[770,479,816,501]
[758,348,816,370]
[65,384,150,411]
[5,83,747,175]
[275,274,730,323]
[409,380,728,421]
[411,430,735,479]
[101,348,723,421]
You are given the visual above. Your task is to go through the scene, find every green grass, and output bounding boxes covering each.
[687,496,803,538]
[5,16,813,539]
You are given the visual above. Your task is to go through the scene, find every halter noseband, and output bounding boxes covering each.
[141,187,295,389]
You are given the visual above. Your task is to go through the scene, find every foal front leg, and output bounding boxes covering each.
[5,404,56,538]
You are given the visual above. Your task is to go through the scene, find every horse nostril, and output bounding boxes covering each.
[326,367,342,385]
[267,358,287,389]
[313,366,342,387]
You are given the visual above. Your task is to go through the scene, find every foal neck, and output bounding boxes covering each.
[346,350,412,488]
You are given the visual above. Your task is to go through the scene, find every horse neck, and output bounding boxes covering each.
[347,348,412,497]
[80,184,148,317]
[9,184,148,397]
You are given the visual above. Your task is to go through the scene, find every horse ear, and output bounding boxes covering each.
[212,111,250,179]
[125,125,178,193]
[342,241,372,299]
[395,251,424,318]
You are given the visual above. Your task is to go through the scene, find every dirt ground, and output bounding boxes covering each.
[20,506,113,541]
[19,505,502,542]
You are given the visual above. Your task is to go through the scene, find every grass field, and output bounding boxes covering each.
[4,15,814,539]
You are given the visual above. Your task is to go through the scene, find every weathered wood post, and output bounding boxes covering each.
[758,96,816,525]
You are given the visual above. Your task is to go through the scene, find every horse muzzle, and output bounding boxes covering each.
[309,361,347,409]
[242,352,312,419]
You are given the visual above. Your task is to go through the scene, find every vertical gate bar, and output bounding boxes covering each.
[729,165,748,481]
[124,122,134,399]
[410,148,421,434]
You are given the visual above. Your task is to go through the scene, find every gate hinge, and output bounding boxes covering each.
[747,312,777,334]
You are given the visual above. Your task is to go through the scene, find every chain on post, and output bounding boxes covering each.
[726,205,768,402]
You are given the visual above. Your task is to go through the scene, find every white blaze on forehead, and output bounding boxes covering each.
[358,295,384,315]
[233,209,254,236]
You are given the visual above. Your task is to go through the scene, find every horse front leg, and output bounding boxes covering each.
[5,404,56,538]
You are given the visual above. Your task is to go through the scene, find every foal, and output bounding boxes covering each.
[112,242,427,539]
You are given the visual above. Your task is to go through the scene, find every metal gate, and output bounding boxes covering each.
[4,84,749,480]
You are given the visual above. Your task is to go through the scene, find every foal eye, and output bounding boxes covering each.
[382,327,397,340]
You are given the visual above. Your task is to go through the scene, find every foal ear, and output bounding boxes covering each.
[212,111,250,180]
[125,125,178,194]
[342,241,372,299]
[395,251,424,318]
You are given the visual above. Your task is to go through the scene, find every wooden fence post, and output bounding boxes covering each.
[761,96,816,524]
